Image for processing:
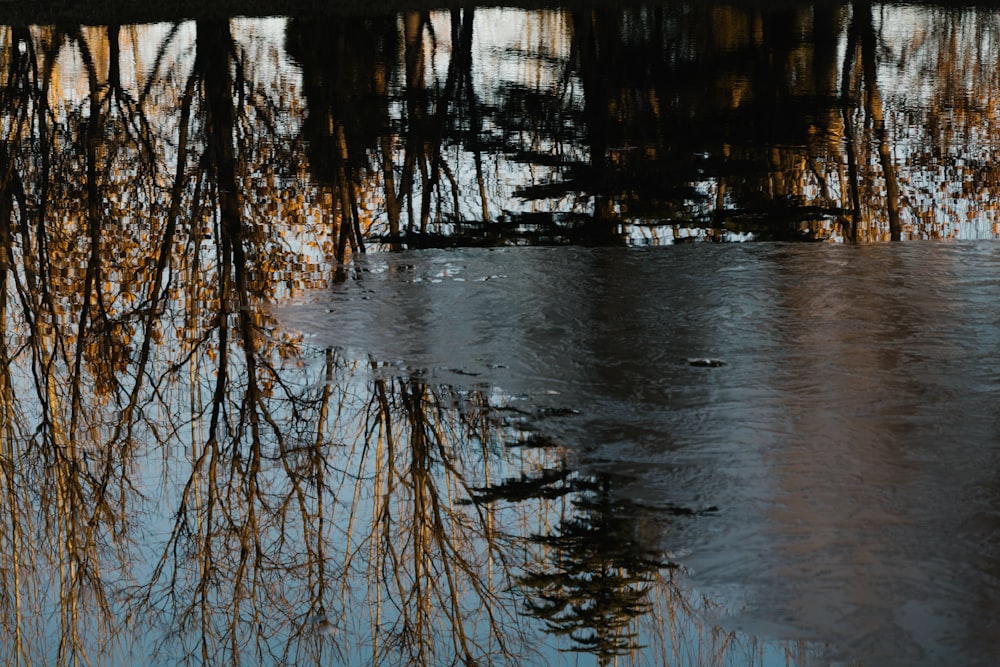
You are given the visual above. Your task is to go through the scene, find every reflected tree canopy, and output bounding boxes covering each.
[0,3,999,665]
[478,471,669,665]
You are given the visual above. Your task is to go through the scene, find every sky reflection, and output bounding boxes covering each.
[2,5,1000,666]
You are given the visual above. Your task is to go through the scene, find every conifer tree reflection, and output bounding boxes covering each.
[522,482,657,664]
[475,466,665,665]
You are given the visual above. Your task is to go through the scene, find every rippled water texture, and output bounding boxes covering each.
[4,3,1000,666]
[276,242,1000,666]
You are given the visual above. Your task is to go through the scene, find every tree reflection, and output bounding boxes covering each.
[520,479,657,664]
[134,20,340,665]
[285,15,394,267]
[289,9,499,251]
[515,474,665,665]
[348,373,527,664]
[469,430,685,665]
[0,19,318,665]
[837,1,903,242]
[0,25,142,666]
[4,3,1000,664]
[470,439,750,666]
[273,5,1000,247]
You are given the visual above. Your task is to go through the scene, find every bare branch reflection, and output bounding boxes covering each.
[3,6,1000,665]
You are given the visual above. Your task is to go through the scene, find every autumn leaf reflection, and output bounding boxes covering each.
[4,5,1000,665]
[0,26,147,666]
[0,20,319,665]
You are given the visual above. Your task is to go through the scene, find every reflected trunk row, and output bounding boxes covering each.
[0,5,997,262]
[0,4,996,664]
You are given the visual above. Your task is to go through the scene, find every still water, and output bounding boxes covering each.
[275,242,1000,666]
[1,2,1000,666]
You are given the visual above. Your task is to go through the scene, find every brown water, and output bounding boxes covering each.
[2,4,1000,666]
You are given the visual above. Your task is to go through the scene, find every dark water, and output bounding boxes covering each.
[2,4,1000,667]
[274,242,1000,666]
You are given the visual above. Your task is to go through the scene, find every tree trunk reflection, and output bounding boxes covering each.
[0,6,999,664]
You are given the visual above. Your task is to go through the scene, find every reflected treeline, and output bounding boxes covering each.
[275,4,1000,246]
[0,5,995,283]
[287,9,499,253]
[284,16,392,265]
[0,19,314,665]
[0,4,998,665]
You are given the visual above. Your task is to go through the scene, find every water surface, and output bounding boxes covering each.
[277,242,1000,666]
[2,4,1000,666]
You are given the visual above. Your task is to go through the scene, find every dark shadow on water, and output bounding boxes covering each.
[473,466,689,665]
